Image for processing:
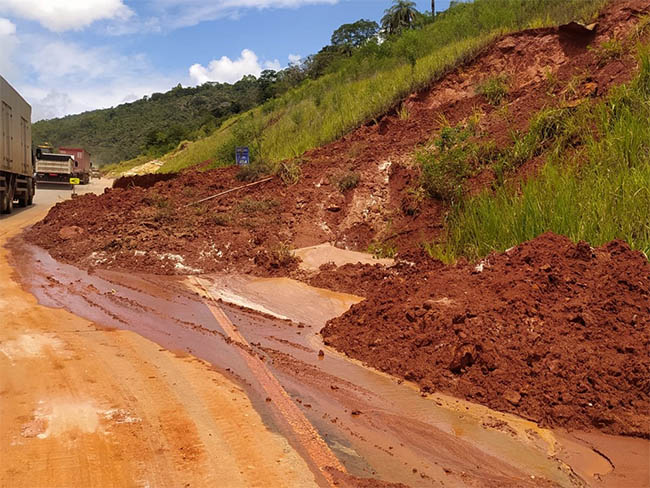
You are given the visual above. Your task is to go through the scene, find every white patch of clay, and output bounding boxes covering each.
[0,333,65,362]
[32,400,101,439]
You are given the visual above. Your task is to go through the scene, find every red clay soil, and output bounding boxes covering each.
[27,168,303,275]
[326,468,409,488]
[112,173,177,189]
[322,233,650,438]
[25,0,650,277]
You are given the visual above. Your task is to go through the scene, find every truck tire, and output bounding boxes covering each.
[17,183,31,207]
[27,179,34,206]
[2,188,13,214]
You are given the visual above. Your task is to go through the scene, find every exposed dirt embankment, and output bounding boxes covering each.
[322,233,650,438]
[25,0,649,276]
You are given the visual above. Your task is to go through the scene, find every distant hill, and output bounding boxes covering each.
[31,78,270,166]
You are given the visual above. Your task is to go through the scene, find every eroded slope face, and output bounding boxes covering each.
[25,0,650,276]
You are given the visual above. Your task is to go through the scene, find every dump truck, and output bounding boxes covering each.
[35,145,91,185]
[35,151,77,186]
[0,75,34,214]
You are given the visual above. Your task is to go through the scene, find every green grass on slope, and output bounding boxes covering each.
[158,0,606,173]
[102,154,152,177]
[432,49,650,261]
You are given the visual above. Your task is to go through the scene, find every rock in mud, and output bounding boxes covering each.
[504,390,521,406]
[58,226,84,240]
[449,344,477,374]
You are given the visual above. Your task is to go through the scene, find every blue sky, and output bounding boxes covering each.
[0,0,452,120]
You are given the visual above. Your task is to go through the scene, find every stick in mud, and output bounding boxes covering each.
[183,176,274,208]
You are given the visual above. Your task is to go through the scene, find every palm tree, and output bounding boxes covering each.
[381,0,420,36]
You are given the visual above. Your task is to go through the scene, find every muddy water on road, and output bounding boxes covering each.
[9,237,647,488]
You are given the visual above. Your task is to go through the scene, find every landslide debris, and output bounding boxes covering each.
[21,0,650,440]
[322,233,650,437]
[25,0,649,275]
[27,169,300,276]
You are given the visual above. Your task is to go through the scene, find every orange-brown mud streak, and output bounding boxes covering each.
[8,232,650,487]
[0,212,320,488]
[188,276,347,487]
[23,0,650,277]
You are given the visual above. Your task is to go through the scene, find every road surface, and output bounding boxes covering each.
[0,181,318,488]
[2,181,648,488]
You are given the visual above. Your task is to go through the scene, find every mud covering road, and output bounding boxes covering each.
[7,221,650,486]
[322,233,650,438]
[0,183,319,488]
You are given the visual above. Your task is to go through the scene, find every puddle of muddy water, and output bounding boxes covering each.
[10,238,640,488]
[293,243,393,272]
[197,274,363,326]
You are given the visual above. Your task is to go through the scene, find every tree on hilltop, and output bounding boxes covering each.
[381,0,420,36]
[331,19,380,52]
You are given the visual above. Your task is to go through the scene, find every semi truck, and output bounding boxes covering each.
[0,75,34,214]
[35,146,91,185]
[59,147,91,184]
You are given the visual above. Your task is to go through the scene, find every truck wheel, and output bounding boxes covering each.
[27,180,34,206]
[2,188,13,214]
[18,181,33,207]
[2,175,15,214]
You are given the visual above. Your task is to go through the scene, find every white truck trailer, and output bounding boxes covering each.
[0,75,34,214]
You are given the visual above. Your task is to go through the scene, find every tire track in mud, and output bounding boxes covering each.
[188,276,347,487]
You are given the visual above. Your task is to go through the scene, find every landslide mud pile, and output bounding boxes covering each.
[25,0,649,276]
[322,233,650,437]
[27,168,303,275]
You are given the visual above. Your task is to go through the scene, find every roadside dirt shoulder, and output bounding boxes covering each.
[0,212,318,488]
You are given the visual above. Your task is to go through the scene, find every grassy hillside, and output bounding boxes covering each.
[32,78,270,166]
[432,48,650,260]
[155,0,605,174]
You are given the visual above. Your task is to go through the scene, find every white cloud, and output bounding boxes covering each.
[288,53,301,65]
[0,18,18,77]
[147,0,339,29]
[7,36,175,120]
[189,49,280,84]
[0,0,132,32]
[28,90,74,121]
[0,17,16,36]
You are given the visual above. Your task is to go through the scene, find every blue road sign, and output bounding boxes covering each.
[236,146,250,166]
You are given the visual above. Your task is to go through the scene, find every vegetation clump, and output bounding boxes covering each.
[591,38,625,66]
[433,49,650,261]
[418,123,479,203]
[476,74,510,105]
[368,240,398,258]
[236,162,271,182]
[278,160,302,185]
[235,198,279,214]
[333,171,361,192]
